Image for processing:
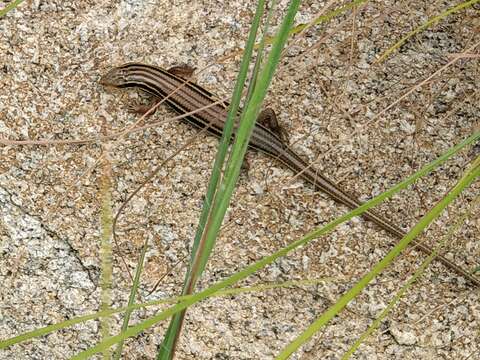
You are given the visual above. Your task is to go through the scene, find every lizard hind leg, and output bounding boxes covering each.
[257,108,289,143]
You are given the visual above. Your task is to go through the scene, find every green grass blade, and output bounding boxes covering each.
[375,0,480,63]
[276,156,480,359]
[0,279,333,350]
[186,1,266,266]
[157,1,268,358]
[289,0,368,35]
[341,192,480,360]
[192,0,301,281]
[112,239,149,360]
[0,0,25,17]
[245,0,278,100]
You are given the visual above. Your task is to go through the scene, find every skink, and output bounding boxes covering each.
[100,62,479,287]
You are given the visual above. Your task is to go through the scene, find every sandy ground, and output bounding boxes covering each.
[1,0,479,359]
